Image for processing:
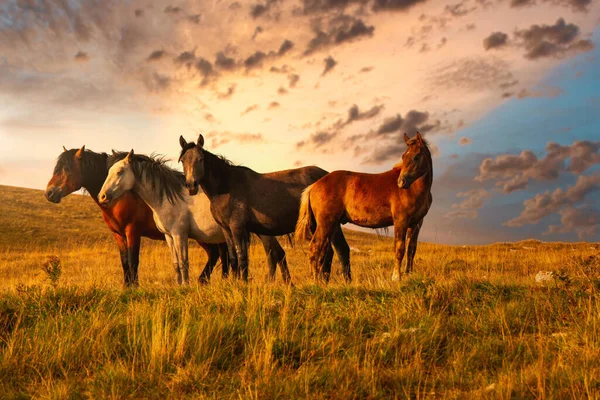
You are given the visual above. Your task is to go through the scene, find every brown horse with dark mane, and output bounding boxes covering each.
[295,133,433,281]
[45,146,228,286]
[179,134,351,282]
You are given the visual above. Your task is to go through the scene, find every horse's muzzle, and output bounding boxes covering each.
[45,187,62,204]
[186,181,199,196]
[98,192,112,206]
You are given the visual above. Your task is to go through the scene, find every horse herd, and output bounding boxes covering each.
[45,132,433,286]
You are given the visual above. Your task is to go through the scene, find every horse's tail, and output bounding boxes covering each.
[295,184,315,242]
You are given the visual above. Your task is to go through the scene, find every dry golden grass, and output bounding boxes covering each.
[1,184,599,399]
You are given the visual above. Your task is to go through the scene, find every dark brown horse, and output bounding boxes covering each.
[45,146,228,286]
[295,133,433,281]
[179,134,351,282]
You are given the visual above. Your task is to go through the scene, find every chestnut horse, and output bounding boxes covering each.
[179,134,351,282]
[295,133,433,281]
[45,146,228,286]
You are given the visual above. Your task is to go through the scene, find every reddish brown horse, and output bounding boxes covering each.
[295,133,433,281]
[45,146,227,286]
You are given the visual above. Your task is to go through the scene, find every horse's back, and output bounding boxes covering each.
[262,165,328,186]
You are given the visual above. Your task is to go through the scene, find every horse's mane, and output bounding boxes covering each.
[108,151,185,204]
[179,143,237,167]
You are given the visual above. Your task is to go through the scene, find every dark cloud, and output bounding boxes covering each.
[301,0,367,14]
[360,66,374,73]
[375,110,436,136]
[147,50,166,62]
[278,39,295,56]
[288,74,300,88]
[444,2,474,17]
[546,207,600,239]
[322,56,337,75]
[477,141,600,193]
[372,0,427,12]
[278,86,289,95]
[74,51,90,62]
[304,16,374,55]
[134,9,144,17]
[244,51,267,69]
[515,18,594,60]
[215,52,236,70]
[174,50,196,68]
[347,104,384,123]
[251,0,278,18]
[483,32,508,50]
[506,173,600,227]
[268,101,280,109]
[510,0,591,12]
[195,58,215,85]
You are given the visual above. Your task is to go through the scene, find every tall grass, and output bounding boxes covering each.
[0,185,599,398]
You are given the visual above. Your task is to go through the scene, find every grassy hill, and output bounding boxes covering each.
[0,184,599,399]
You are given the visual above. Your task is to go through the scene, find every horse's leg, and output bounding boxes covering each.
[391,220,409,282]
[309,221,335,282]
[258,235,278,281]
[218,243,230,279]
[405,219,423,274]
[113,233,131,287]
[198,243,219,284]
[230,226,250,282]
[172,234,190,285]
[125,228,141,287]
[321,244,334,283]
[331,228,351,283]
[165,235,181,284]
[222,228,239,279]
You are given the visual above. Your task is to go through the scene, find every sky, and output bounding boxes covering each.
[0,0,599,244]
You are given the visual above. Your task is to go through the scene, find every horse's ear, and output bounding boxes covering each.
[63,146,67,152]
[75,145,85,158]
[125,149,134,162]
[197,134,204,148]
[111,149,117,156]
[179,135,187,149]
[416,132,423,143]
[403,133,410,144]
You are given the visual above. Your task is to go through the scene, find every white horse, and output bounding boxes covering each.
[98,150,291,284]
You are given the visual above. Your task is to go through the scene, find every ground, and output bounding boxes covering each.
[0,184,599,399]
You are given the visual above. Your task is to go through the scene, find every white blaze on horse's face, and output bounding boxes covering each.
[98,159,135,205]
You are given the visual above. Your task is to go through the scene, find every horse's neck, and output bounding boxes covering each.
[133,179,179,219]
[82,156,108,200]
[200,154,231,198]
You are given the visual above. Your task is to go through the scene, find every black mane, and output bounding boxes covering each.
[108,151,185,205]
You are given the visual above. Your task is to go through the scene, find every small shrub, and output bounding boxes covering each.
[42,256,62,288]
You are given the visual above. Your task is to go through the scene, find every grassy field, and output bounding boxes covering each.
[0,184,599,399]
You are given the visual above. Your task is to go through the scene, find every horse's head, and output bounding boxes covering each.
[45,146,86,203]
[99,150,136,206]
[398,132,430,189]
[178,134,205,196]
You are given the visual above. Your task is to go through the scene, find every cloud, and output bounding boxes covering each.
[510,0,592,12]
[174,50,197,68]
[296,103,384,150]
[241,104,259,115]
[477,140,600,193]
[207,131,265,148]
[244,51,267,69]
[429,57,515,93]
[304,16,375,55]
[515,18,594,60]
[506,173,600,227]
[214,52,237,71]
[300,0,367,14]
[459,137,472,146]
[142,73,171,93]
[268,101,280,109]
[375,110,437,136]
[278,40,295,56]
[147,50,166,62]
[217,85,236,99]
[251,0,278,18]
[288,73,300,87]
[517,85,563,99]
[322,56,338,75]
[483,32,508,50]
[372,0,427,12]
[546,207,600,239]
[445,188,491,219]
